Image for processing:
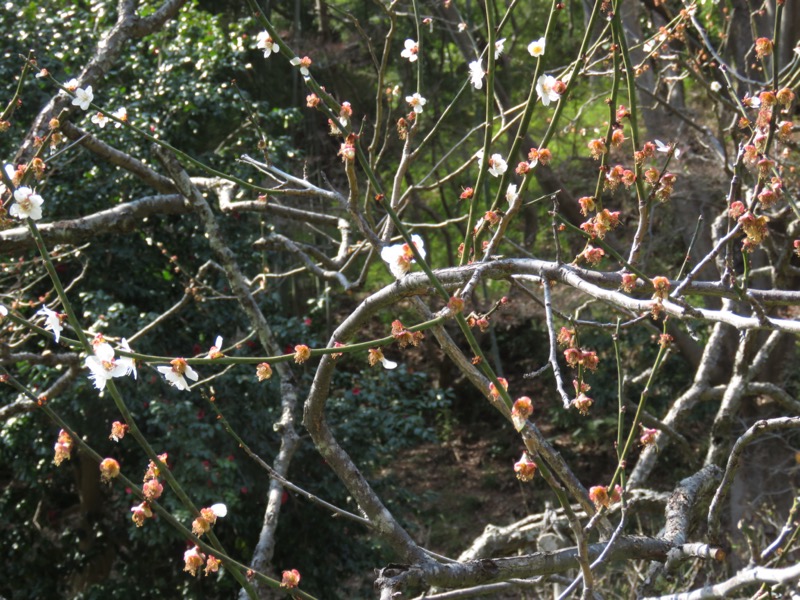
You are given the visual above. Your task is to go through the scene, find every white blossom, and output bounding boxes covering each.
[469,59,485,89]
[380,234,426,279]
[528,37,546,57]
[91,112,109,128]
[157,360,199,391]
[71,86,93,111]
[290,57,311,77]
[10,187,44,221]
[111,107,127,127]
[506,184,519,205]
[85,339,136,390]
[64,78,79,91]
[406,92,427,114]
[655,139,680,159]
[536,75,561,106]
[495,38,506,59]
[487,153,507,177]
[256,31,280,57]
[0,305,7,317]
[401,39,419,62]
[118,338,137,379]
[37,306,62,343]
[210,503,228,518]
[207,335,224,358]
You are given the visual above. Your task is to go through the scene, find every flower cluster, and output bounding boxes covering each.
[495,38,506,58]
[610,128,625,148]
[580,208,621,240]
[191,503,227,537]
[183,546,220,577]
[738,211,770,251]
[391,320,424,348]
[131,453,168,527]
[562,348,599,371]
[467,314,490,331]
[339,141,356,161]
[559,331,599,415]
[588,485,622,508]
[577,244,605,265]
[604,165,636,191]
[557,327,575,347]
[144,452,168,482]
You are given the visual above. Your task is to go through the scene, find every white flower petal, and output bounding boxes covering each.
[494,38,506,59]
[469,59,484,89]
[85,356,112,390]
[37,306,62,342]
[184,365,199,382]
[210,503,228,517]
[94,342,115,362]
[118,338,137,379]
[506,184,519,205]
[158,366,188,391]
[380,357,398,370]
[410,234,426,260]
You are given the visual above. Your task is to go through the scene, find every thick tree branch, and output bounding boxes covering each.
[0,195,189,253]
